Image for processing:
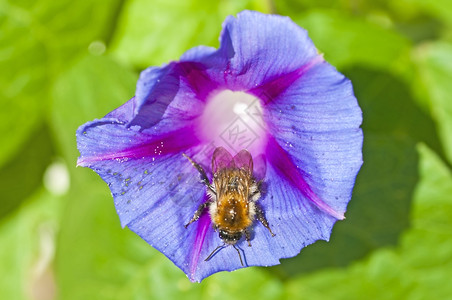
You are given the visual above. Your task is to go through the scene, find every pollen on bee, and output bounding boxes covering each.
[183,147,275,265]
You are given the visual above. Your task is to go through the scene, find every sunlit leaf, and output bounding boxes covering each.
[50,54,138,163]
[0,189,60,300]
[109,0,270,68]
[399,0,452,27]
[56,172,161,300]
[413,41,452,164]
[293,10,411,72]
[0,0,122,168]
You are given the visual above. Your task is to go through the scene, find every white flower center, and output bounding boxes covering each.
[198,90,267,156]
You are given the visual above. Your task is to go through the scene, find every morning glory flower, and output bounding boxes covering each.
[76,10,363,282]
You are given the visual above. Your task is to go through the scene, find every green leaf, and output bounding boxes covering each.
[51,54,138,163]
[0,125,55,219]
[199,268,284,300]
[0,0,48,168]
[0,0,122,168]
[284,144,452,299]
[398,0,452,27]
[0,189,61,300]
[293,10,411,72]
[413,41,452,164]
[272,67,444,277]
[274,0,446,43]
[109,0,270,69]
[56,172,160,300]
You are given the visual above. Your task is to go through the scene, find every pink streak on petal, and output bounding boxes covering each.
[248,54,325,104]
[178,62,220,101]
[189,212,211,282]
[77,127,200,166]
[266,136,345,220]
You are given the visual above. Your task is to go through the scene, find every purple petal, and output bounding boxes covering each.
[76,120,206,228]
[75,10,363,283]
[77,117,219,280]
[171,11,320,93]
[261,61,363,219]
[83,151,212,279]
[77,119,200,167]
[217,11,319,90]
[127,199,213,283]
[128,65,179,129]
[248,55,325,103]
[179,45,217,61]
[104,97,137,122]
[129,43,240,131]
[266,137,345,220]
[178,162,338,282]
[128,61,218,132]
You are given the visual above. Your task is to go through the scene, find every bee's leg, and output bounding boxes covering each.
[182,153,216,195]
[255,205,276,237]
[185,201,211,228]
[245,229,252,247]
[249,180,262,202]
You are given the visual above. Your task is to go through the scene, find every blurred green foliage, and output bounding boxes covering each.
[1,0,451,299]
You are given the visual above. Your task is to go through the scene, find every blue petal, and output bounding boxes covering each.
[76,10,363,283]
[90,151,213,281]
[179,45,217,61]
[76,120,200,166]
[262,60,363,219]
[77,118,345,281]
[218,10,319,90]
[171,11,320,92]
[175,162,338,282]
[77,119,224,281]
[128,67,210,134]
[76,120,205,227]
[128,65,175,129]
[104,97,137,122]
[130,45,222,131]
[77,119,221,282]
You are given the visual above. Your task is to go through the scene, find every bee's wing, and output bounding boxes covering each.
[252,153,267,180]
[233,149,253,174]
[212,147,234,173]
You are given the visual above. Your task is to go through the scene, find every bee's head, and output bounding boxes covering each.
[219,230,242,245]
[205,238,245,266]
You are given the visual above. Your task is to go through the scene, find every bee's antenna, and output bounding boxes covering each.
[204,244,225,262]
[232,245,244,267]
[204,244,245,267]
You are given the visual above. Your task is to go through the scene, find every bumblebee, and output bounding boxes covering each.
[183,147,275,265]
